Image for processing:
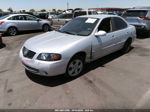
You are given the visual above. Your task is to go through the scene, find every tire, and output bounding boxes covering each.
[7,27,17,36]
[42,24,50,32]
[121,39,132,54]
[66,56,85,77]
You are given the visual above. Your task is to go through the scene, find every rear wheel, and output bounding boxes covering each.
[66,56,84,77]
[7,27,17,36]
[42,24,50,32]
[121,39,132,53]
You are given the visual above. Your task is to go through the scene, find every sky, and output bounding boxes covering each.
[0,0,150,11]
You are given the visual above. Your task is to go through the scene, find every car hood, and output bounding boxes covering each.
[24,31,85,53]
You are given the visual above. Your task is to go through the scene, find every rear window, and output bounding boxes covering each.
[0,15,10,20]
[123,10,148,17]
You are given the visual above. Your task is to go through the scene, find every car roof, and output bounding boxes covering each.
[8,13,30,16]
[78,15,119,19]
[128,9,150,11]
[74,10,96,12]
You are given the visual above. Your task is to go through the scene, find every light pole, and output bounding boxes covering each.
[67,0,69,10]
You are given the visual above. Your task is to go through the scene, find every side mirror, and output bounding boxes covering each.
[95,30,106,37]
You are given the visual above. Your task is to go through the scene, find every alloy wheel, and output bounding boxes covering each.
[67,59,83,77]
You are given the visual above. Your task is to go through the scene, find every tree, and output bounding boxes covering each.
[29,9,35,13]
[41,9,46,12]
[57,9,63,13]
[8,7,13,12]
[52,9,56,13]
[0,9,3,12]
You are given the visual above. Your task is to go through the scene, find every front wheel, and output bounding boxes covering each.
[66,56,84,77]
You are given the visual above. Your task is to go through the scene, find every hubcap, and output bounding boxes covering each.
[9,28,16,35]
[68,59,83,77]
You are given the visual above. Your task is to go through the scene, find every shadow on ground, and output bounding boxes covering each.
[0,43,6,49]
[26,48,133,87]
[136,32,150,39]
[1,30,45,37]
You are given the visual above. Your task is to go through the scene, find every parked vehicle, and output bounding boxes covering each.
[51,10,98,27]
[0,14,51,36]
[20,15,136,77]
[73,10,98,18]
[34,12,48,19]
[122,7,150,34]
[48,12,57,19]
[51,13,73,27]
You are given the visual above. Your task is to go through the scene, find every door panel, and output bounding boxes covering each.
[92,32,116,60]
[25,15,41,30]
[92,17,116,59]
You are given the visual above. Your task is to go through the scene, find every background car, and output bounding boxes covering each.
[122,7,150,35]
[20,15,136,77]
[51,13,73,27]
[34,12,49,19]
[51,10,98,28]
[73,10,98,18]
[48,12,57,19]
[0,14,51,36]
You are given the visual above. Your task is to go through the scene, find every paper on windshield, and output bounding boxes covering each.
[85,18,97,23]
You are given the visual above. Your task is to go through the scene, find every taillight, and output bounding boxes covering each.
[139,16,150,20]
[0,21,4,25]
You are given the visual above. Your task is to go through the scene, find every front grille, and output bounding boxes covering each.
[23,47,36,59]
[22,62,39,73]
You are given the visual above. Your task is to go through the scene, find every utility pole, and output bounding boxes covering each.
[67,0,69,10]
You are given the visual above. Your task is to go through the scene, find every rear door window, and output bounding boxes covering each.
[25,15,37,21]
[112,17,127,31]
[123,10,148,17]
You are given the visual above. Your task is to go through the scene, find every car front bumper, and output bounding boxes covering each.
[19,50,69,76]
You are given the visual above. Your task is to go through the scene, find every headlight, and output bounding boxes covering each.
[37,53,61,61]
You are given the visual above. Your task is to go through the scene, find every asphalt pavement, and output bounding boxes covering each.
[0,31,150,109]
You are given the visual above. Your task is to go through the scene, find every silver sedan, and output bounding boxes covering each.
[0,14,51,36]
[20,15,136,77]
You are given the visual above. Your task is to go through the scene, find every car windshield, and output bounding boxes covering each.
[0,15,10,20]
[56,17,99,36]
[123,10,148,17]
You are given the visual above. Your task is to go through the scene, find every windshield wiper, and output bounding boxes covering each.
[62,31,76,35]
[56,30,76,35]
